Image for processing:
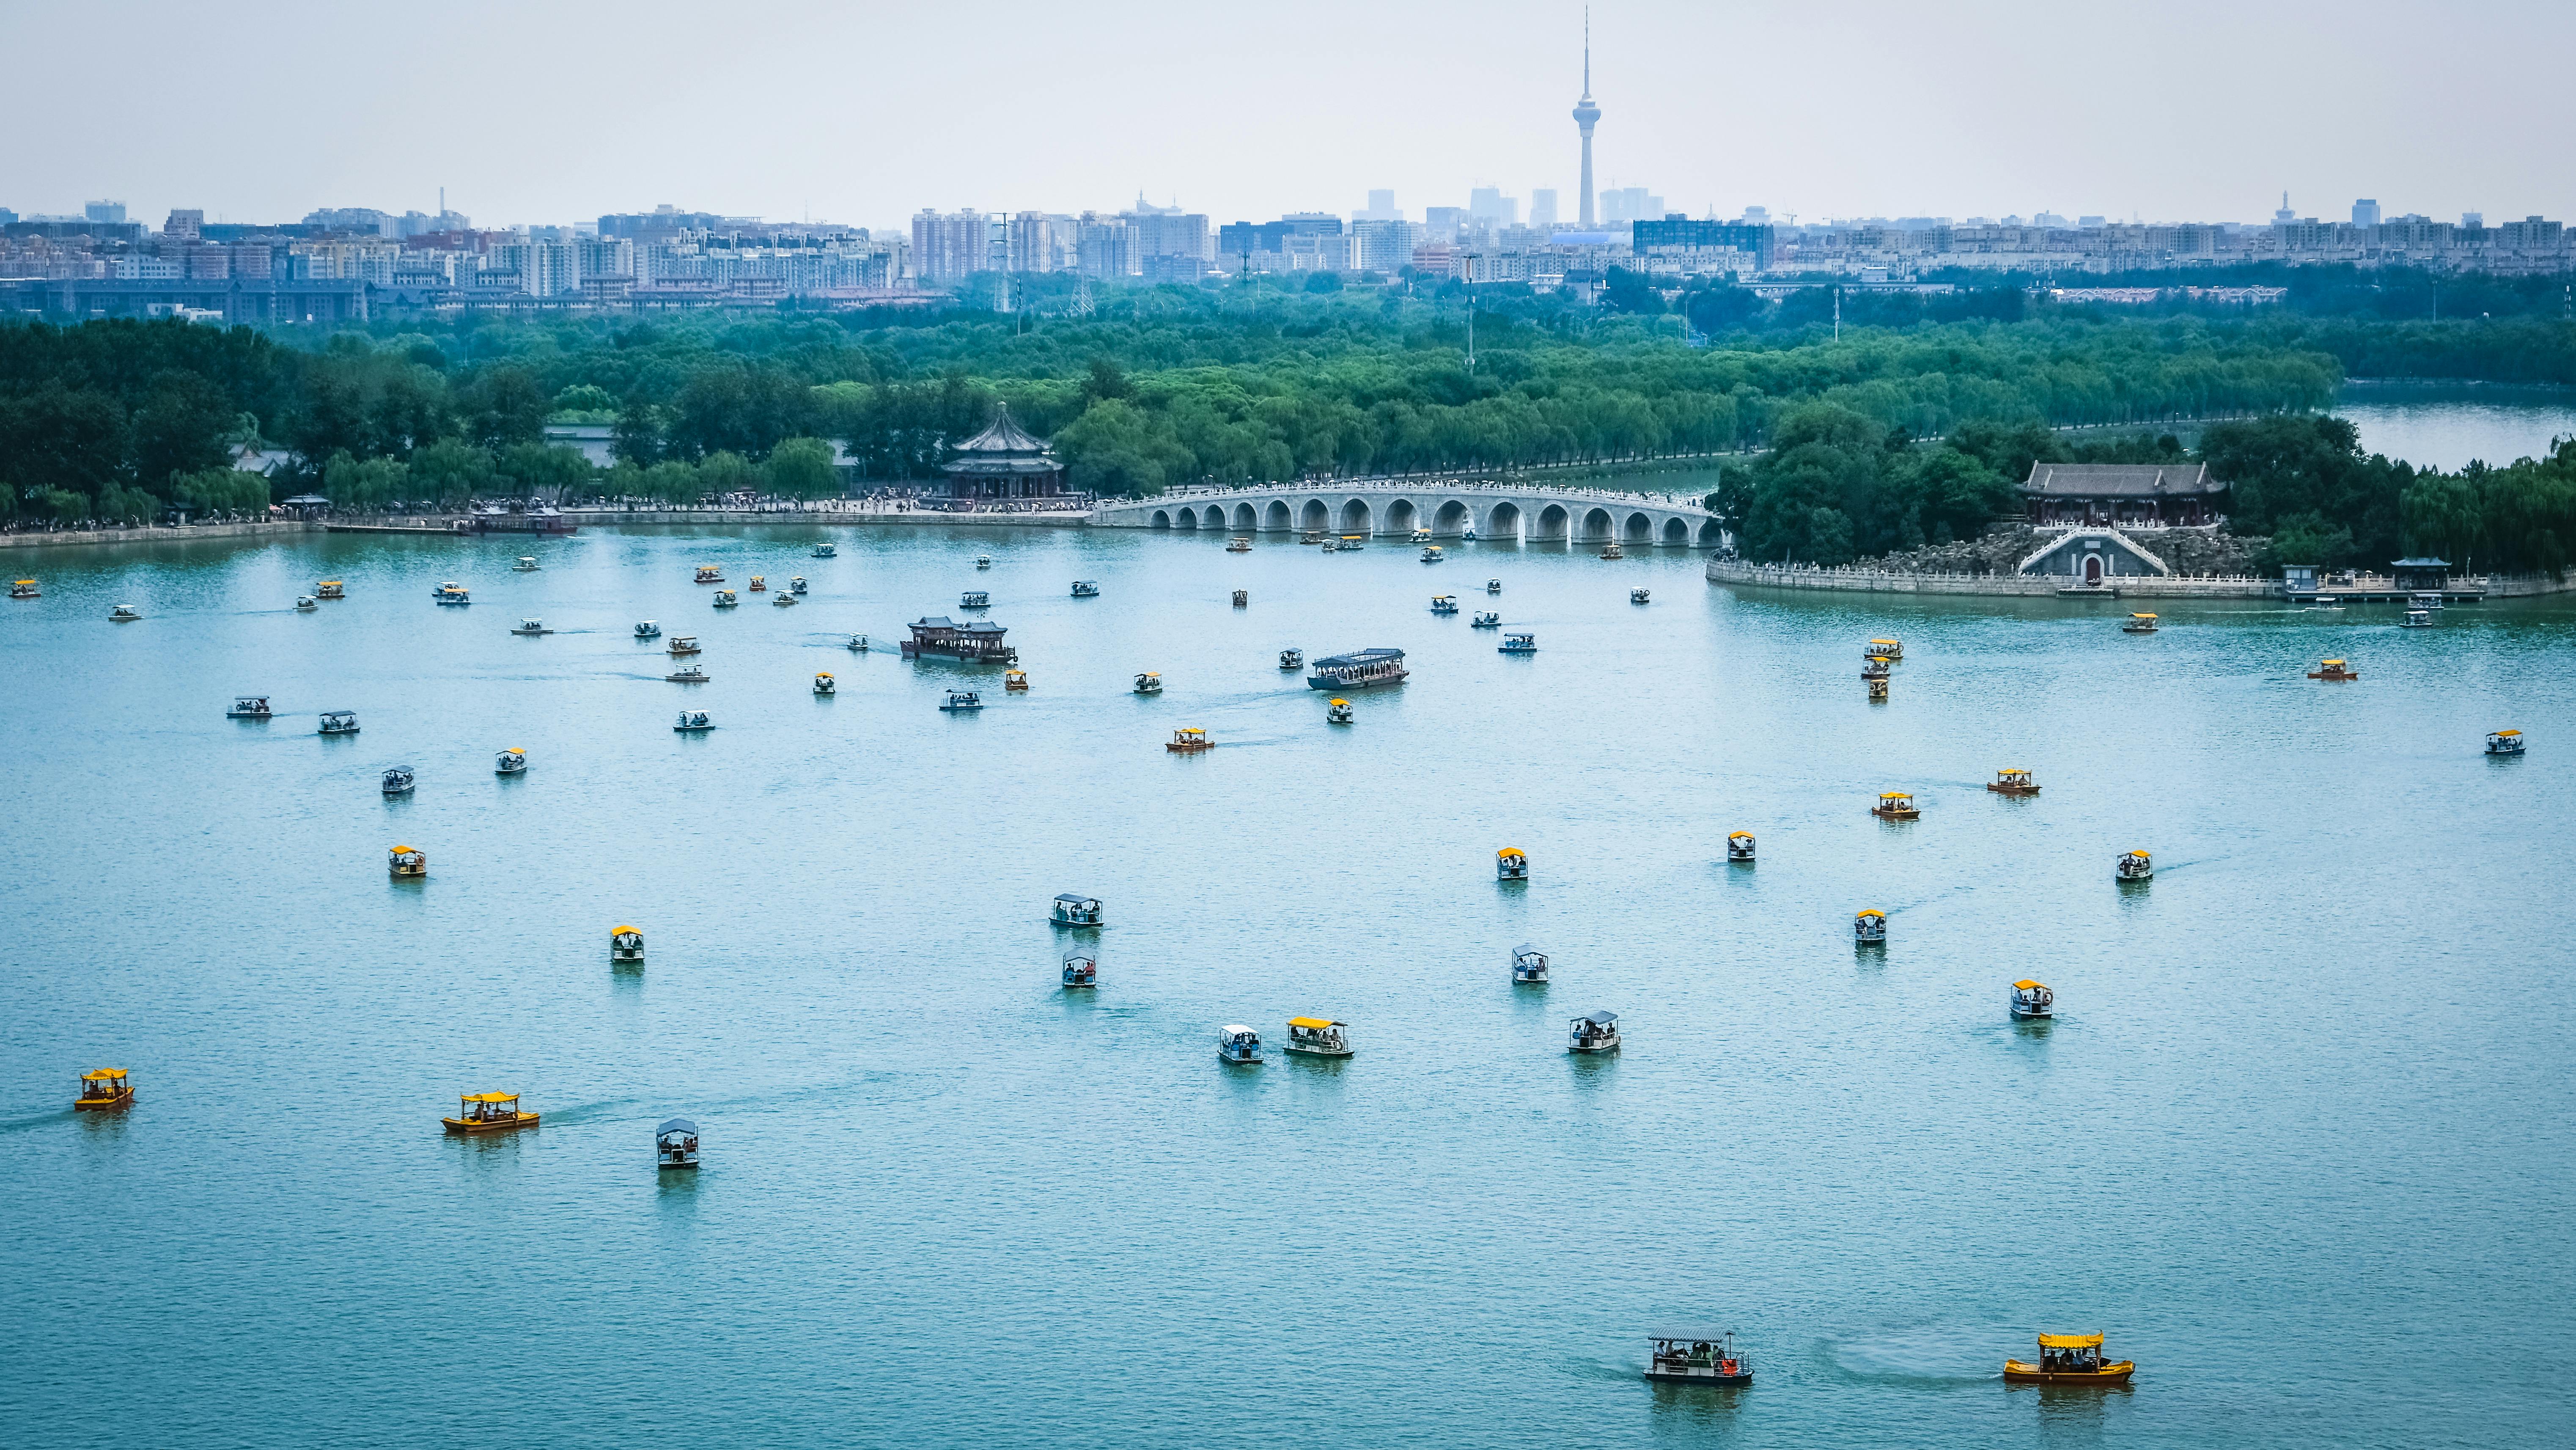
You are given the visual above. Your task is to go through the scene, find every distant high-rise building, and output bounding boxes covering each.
[1008,212,1064,273]
[2352,198,2381,228]
[1572,8,1600,228]
[85,200,125,224]
[1359,189,1398,222]
[1350,219,1424,273]
[1469,187,1517,228]
[1425,207,1467,243]
[911,208,990,286]
[1076,214,1140,279]
[1598,187,1660,225]
[1530,189,1559,228]
[2461,211,2484,230]
[164,209,203,240]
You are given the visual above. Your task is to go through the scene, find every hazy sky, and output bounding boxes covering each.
[8,0,2570,231]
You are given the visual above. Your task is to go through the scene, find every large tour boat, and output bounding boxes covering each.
[904,616,1012,662]
[1307,647,1407,691]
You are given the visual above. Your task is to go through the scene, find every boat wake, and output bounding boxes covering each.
[0,1109,80,1135]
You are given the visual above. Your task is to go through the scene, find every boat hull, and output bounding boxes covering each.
[442,1113,539,1135]
[74,1090,134,1111]
[1987,785,2040,796]
[1308,672,1409,690]
[1645,1370,1752,1386]
[1283,1044,1353,1058]
[2003,1361,2134,1385]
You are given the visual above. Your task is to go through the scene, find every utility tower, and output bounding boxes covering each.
[1573,8,1601,228]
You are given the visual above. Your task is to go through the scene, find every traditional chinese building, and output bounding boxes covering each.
[2021,463,2227,529]
[939,404,1066,503]
[901,616,1012,661]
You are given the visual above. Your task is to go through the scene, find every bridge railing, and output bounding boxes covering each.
[1104,478,1714,514]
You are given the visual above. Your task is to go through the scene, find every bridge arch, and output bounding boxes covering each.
[1582,507,1614,543]
[1150,509,1171,529]
[1340,498,1373,534]
[1662,516,1691,546]
[1434,499,1472,536]
[1624,511,1654,544]
[1532,503,1568,541]
[1233,502,1258,533]
[1483,501,1523,543]
[1384,498,1418,536]
[1266,500,1293,532]
[1700,518,1727,547]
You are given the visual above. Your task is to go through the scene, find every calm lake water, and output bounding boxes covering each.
[5,525,2573,1449]
[2335,384,2576,470]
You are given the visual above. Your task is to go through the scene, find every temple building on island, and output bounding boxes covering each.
[2021,463,2227,529]
[939,405,1067,503]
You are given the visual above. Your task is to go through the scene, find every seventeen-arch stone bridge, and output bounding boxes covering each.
[1088,481,1727,548]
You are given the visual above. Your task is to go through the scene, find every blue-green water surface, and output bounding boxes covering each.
[4,527,2571,1448]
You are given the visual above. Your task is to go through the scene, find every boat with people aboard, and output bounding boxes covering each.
[902,616,1012,662]
[1727,831,1755,862]
[1862,656,1891,680]
[1497,847,1528,881]
[494,747,527,775]
[512,557,538,572]
[1231,589,1249,607]
[666,665,709,683]
[2116,849,2154,882]
[1499,632,1537,654]
[389,844,426,878]
[1871,791,1920,820]
[1867,676,1889,700]
[1473,612,1499,627]
[635,621,661,639]
[465,504,577,537]
[1854,909,1887,945]
[316,580,346,599]
[1422,545,1444,563]
[812,542,836,558]
[2402,608,2433,627]
[812,672,835,695]
[228,695,272,720]
[297,595,319,610]
[1646,1333,1751,1386]
[1487,578,1502,593]
[1600,541,1623,559]
[1167,728,1212,753]
[612,925,644,963]
[674,711,713,732]
[2011,980,2054,1019]
[1410,527,1432,544]
[319,710,360,735]
[511,618,551,636]
[975,555,992,569]
[1326,698,1354,724]
[1218,1025,1264,1065]
[1285,1018,1353,1057]
[1568,1011,1620,1053]
[940,689,983,712]
[1301,530,1325,544]
[657,1118,699,1169]
[1988,769,2040,796]
[2004,1333,2134,1385]
[75,1068,134,1111]
[1868,637,1903,660]
[960,591,988,608]
[9,579,38,599]
[773,591,797,607]
[1134,672,1162,694]
[749,576,766,592]
[848,634,869,652]
[432,582,470,605]
[2123,612,2159,633]
[695,566,724,584]
[666,635,700,655]
[1512,944,1549,983]
[443,1092,538,1135]
[712,590,738,608]
[1631,588,1651,604]
[2488,729,2525,756]
[1338,534,1365,549]
[1280,648,1304,670]
[2411,590,2445,611]
[382,766,415,795]
[1319,538,1339,552]
[1004,669,1028,691]
[790,576,807,594]
[1431,595,1458,614]
[1229,536,1252,552]
[1061,952,1097,989]
[1051,894,1104,928]
[1071,580,1100,597]
[1307,647,1408,691]
[2309,658,2358,681]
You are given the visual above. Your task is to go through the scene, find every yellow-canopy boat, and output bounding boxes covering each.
[75,1068,134,1110]
[2005,1332,2135,1385]
[443,1091,539,1135]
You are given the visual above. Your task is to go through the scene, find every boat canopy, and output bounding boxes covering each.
[2322,658,2345,666]
[391,843,417,854]
[1870,638,1899,646]
[1287,1017,1342,1030]
[2036,1334,2104,1349]
[82,1068,126,1080]
[1727,830,1752,840]
[1313,647,1405,669]
[461,1092,519,1105]
[612,925,639,936]
[1055,893,1095,904]
[658,1118,697,1136]
[1221,1024,1258,1037]
[1878,791,1912,799]
[2013,979,2046,990]
[1577,1011,1618,1025]
[1857,909,1885,919]
[2495,729,2521,737]
[2127,849,2150,859]
[1498,847,1525,859]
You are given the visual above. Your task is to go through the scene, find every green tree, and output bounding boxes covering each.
[322,451,409,511]
[496,442,593,501]
[763,437,840,500]
[410,439,494,505]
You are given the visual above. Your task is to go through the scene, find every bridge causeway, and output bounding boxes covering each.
[1088,482,1727,548]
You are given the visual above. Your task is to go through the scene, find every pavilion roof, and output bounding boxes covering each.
[2021,463,2224,497]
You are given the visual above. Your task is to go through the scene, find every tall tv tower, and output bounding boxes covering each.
[1573,7,1601,228]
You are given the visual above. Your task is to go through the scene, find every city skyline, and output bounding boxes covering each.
[5,0,2571,232]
